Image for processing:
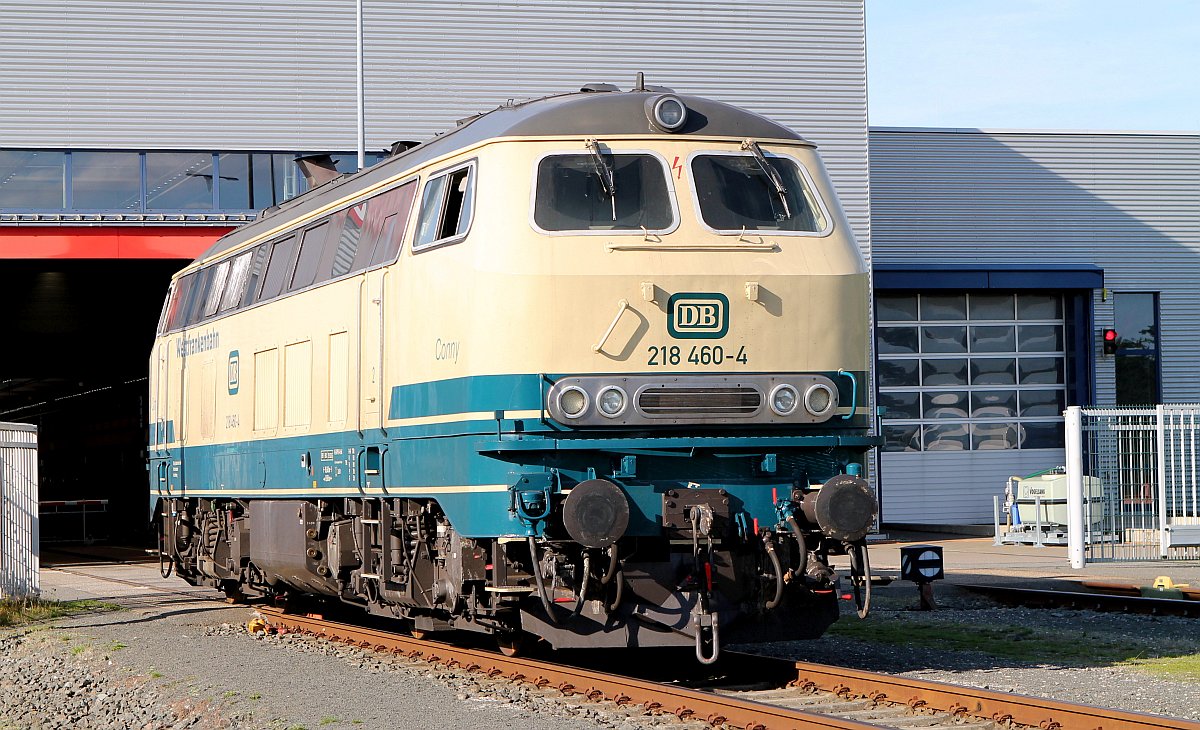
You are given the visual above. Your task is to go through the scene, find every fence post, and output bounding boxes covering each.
[1156,404,1169,558]
[993,495,1003,546]
[1065,406,1085,569]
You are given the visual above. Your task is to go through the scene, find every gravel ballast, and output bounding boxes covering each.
[16,561,1200,728]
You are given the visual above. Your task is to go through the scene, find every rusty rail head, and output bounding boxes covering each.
[257,607,874,730]
[772,655,1200,730]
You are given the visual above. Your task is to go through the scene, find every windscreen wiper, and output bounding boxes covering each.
[742,139,791,220]
[586,138,618,221]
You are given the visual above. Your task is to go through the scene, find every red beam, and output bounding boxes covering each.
[0,226,232,259]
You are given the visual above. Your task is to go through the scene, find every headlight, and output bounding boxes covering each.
[597,386,628,418]
[647,95,688,132]
[804,383,835,416]
[769,384,799,416]
[558,386,589,418]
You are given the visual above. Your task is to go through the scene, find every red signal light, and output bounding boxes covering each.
[1103,328,1119,355]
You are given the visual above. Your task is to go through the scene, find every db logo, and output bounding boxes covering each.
[668,293,729,339]
[227,350,240,395]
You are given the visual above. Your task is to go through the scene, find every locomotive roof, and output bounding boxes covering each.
[195,88,812,263]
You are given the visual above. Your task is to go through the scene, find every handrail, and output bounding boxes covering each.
[592,299,629,353]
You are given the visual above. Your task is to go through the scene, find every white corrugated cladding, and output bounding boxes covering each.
[0,0,868,246]
[870,128,1200,523]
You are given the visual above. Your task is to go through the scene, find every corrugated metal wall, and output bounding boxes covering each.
[0,422,39,598]
[870,128,1200,522]
[0,0,869,247]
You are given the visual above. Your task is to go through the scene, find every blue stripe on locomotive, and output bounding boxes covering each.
[150,372,877,538]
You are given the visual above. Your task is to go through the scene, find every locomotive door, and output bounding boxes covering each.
[357,269,390,491]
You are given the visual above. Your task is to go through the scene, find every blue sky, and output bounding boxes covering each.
[867,0,1200,130]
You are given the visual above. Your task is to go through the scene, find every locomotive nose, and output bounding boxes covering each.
[562,479,630,548]
[801,474,877,542]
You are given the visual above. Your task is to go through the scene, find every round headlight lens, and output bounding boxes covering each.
[597,386,628,417]
[649,95,688,131]
[558,387,589,418]
[770,384,799,416]
[804,383,835,416]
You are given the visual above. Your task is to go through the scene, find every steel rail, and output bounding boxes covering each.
[959,583,1200,618]
[259,606,1199,730]
[767,655,1200,730]
[257,606,873,730]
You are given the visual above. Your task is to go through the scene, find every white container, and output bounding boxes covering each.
[1015,471,1101,528]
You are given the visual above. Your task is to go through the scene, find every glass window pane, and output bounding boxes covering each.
[0,150,65,209]
[258,236,298,302]
[370,182,418,266]
[220,251,254,312]
[969,293,1014,320]
[1019,357,1064,385]
[1018,324,1063,353]
[971,358,1016,385]
[922,325,967,353]
[328,206,363,277]
[1114,293,1157,349]
[291,222,330,291]
[1116,354,1159,405]
[414,174,448,246]
[878,358,919,388]
[146,152,214,209]
[203,261,230,317]
[690,154,825,232]
[883,425,921,452]
[166,273,194,330]
[1018,294,1061,320]
[922,359,968,386]
[877,327,918,355]
[920,294,966,320]
[71,151,141,210]
[1022,421,1065,449]
[1020,389,1065,417]
[879,391,920,420]
[924,423,970,451]
[923,391,968,419]
[973,423,1019,450]
[240,244,271,307]
[537,154,674,232]
[970,325,1016,353]
[876,294,917,322]
[217,153,251,210]
[251,154,282,207]
[971,390,1017,418]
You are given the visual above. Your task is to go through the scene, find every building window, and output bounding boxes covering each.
[71,151,141,210]
[1113,292,1160,405]
[0,150,65,209]
[877,292,1067,452]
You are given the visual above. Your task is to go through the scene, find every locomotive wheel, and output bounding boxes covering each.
[847,541,872,619]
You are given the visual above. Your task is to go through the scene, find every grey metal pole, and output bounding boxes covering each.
[1156,404,1169,557]
[356,0,366,170]
[1065,405,1086,568]
[1033,495,1045,548]
[993,495,1003,546]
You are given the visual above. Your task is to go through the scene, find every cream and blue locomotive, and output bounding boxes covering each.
[149,80,878,662]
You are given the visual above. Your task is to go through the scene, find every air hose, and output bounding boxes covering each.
[527,536,562,625]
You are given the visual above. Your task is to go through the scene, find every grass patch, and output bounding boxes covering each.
[0,598,120,627]
[248,692,262,701]
[320,718,338,726]
[829,619,1142,666]
[1123,653,1200,682]
[108,640,127,652]
[70,645,88,656]
[149,671,164,679]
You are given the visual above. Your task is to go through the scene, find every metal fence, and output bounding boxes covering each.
[0,422,39,598]
[1065,405,1200,567]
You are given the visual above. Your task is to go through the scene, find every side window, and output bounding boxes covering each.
[329,203,368,278]
[353,180,417,270]
[165,275,193,331]
[290,221,331,292]
[184,266,215,327]
[239,244,270,308]
[203,260,231,318]
[414,163,475,250]
[257,235,298,303]
[219,249,254,312]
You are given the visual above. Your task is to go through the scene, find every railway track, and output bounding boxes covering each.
[959,584,1200,618]
[258,606,1199,730]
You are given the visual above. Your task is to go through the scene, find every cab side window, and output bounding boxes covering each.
[414,162,475,250]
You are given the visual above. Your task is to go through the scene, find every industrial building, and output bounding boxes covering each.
[0,0,1194,532]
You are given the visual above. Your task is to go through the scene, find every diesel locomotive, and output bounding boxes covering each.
[149,79,879,663]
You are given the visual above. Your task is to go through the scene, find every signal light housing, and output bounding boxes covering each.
[1103,328,1119,355]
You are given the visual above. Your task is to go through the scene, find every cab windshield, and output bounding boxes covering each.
[534,153,673,232]
[691,153,826,233]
